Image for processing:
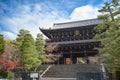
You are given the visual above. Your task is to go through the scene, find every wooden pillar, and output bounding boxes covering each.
[70,51,73,64]
[98,51,101,64]
[57,54,59,64]
[63,54,66,64]
[73,56,77,64]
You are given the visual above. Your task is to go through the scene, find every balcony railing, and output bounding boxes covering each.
[46,34,95,43]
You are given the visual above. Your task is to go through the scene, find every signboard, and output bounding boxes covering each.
[74,29,80,35]
[22,72,39,80]
[30,72,39,78]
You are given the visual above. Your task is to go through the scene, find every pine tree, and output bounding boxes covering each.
[35,33,47,64]
[35,34,45,55]
[0,34,4,55]
[16,29,30,42]
[95,0,120,74]
[15,29,30,48]
[20,33,41,71]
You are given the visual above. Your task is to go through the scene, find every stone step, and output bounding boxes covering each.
[42,64,102,78]
[41,78,76,80]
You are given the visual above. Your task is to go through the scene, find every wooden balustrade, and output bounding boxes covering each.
[46,34,95,43]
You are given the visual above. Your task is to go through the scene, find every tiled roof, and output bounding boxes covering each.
[53,19,103,29]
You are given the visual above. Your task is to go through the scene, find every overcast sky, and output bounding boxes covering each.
[0,0,110,40]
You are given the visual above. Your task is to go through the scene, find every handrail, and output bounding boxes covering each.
[40,65,54,78]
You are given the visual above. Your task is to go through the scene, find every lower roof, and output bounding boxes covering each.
[46,39,100,45]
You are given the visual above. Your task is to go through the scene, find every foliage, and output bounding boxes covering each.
[0,35,4,55]
[0,42,20,71]
[39,55,48,64]
[35,34,45,55]
[116,71,120,80]
[0,39,21,78]
[0,52,19,71]
[16,29,30,48]
[0,70,14,79]
[35,33,48,64]
[20,33,41,71]
[0,70,9,78]
[39,69,44,74]
[94,0,120,73]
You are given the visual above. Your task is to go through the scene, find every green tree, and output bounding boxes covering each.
[35,34,47,64]
[95,0,120,75]
[0,34,4,55]
[35,34,45,55]
[16,29,30,42]
[20,33,41,71]
[15,29,30,48]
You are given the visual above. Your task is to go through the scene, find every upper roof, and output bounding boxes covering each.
[52,19,103,29]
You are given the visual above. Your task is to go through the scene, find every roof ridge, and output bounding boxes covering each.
[54,18,98,25]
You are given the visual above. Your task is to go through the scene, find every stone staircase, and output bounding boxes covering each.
[41,64,102,79]
[37,64,50,71]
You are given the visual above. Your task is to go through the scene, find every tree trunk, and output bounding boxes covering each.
[112,70,117,80]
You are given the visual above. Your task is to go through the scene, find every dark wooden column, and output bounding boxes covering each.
[70,51,73,64]
[73,56,77,64]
